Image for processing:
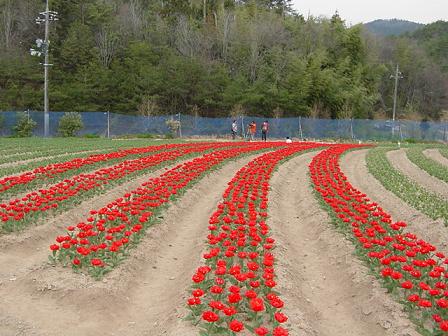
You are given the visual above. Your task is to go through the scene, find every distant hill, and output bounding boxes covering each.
[364,19,424,36]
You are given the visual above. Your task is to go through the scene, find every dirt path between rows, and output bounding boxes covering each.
[423,148,448,167]
[0,154,259,336]
[268,151,418,336]
[0,149,106,170]
[341,149,448,252]
[0,155,200,283]
[387,148,448,198]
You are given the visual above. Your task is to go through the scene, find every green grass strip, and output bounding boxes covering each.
[440,147,448,161]
[367,146,448,225]
[406,146,448,183]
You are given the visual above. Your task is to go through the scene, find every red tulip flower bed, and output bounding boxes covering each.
[0,143,190,197]
[0,142,245,231]
[186,143,323,336]
[310,145,448,335]
[49,142,287,278]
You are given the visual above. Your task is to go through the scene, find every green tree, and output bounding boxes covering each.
[58,112,84,136]
[60,22,96,73]
[13,112,37,137]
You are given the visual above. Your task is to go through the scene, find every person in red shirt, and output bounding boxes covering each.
[248,121,256,141]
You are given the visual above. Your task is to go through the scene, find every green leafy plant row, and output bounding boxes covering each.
[367,147,448,225]
[406,146,448,184]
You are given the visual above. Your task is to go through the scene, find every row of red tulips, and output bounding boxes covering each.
[186,143,324,335]
[49,142,286,278]
[1,142,246,231]
[0,142,189,195]
[310,145,448,335]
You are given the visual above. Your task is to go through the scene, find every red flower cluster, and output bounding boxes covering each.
[187,143,323,335]
[1,142,245,230]
[49,142,285,278]
[310,145,448,334]
[0,143,184,195]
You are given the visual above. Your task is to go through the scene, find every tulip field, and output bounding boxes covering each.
[0,139,447,336]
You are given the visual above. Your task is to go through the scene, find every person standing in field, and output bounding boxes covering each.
[261,120,269,141]
[231,120,238,140]
[248,121,256,141]
[286,136,292,143]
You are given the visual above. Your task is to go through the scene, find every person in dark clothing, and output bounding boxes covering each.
[261,120,269,141]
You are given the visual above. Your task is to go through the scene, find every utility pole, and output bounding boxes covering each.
[43,0,50,137]
[31,0,58,137]
[390,64,403,138]
[298,116,303,140]
[350,118,354,140]
[107,111,110,138]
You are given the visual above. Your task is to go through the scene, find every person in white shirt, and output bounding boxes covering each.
[231,120,238,140]
[286,137,292,143]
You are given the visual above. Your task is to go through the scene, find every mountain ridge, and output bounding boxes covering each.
[364,19,424,36]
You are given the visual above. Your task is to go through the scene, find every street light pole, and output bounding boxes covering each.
[44,0,50,137]
[32,0,58,137]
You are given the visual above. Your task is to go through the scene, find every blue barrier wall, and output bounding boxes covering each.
[0,111,447,141]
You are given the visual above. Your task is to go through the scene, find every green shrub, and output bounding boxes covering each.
[0,114,4,135]
[404,138,417,144]
[58,112,84,137]
[13,112,37,137]
[82,133,100,138]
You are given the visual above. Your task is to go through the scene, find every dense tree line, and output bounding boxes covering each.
[0,0,446,120]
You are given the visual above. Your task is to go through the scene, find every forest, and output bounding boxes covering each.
[0,0,447,120]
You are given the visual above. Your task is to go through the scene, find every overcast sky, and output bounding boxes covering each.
[291,0,448,24]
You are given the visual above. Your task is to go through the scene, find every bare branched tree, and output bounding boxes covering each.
[244,13,288,82]
[138,95,160,118]
[95,28,119,68]
[129,0,144,37]
[175,16,201,58]
[1,0,15,49]
[218,10,235,61]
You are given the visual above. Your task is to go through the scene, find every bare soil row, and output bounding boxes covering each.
[0,147,424,336]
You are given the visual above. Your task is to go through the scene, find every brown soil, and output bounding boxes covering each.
[0,148,422,336]
[341,149,448,252]
[0,155,208,282]
[0,149,196,203]
[423,148,448,167]
[386,149,448,198]
[0,149,106,169]
[269,152,418,336]
[0,154,258,336]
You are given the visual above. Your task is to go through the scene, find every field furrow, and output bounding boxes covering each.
[1,143,245,231]
[269,151,418,336]
[0,150,268,336]
[1,139,446,336]
[0,154,203,283]
[313,145,448,335]
[341,149,448,252]
[366,147,448,224]
[0,149,108,169]
[387,148,448,198]
[424,148,448,168]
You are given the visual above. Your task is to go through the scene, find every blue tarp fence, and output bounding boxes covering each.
[0,111,447,142]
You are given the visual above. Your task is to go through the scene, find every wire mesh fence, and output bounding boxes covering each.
[0,111,447,142]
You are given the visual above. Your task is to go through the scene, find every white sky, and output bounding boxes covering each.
[291,0,448,24]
